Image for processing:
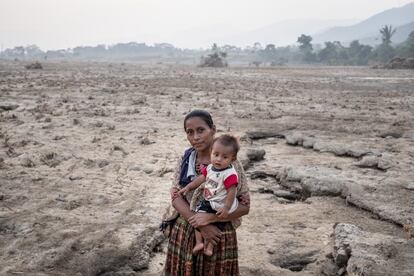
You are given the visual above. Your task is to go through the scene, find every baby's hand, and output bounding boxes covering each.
[178,186,189,196]
[216,207,229,219]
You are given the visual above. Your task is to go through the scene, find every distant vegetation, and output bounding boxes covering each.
[1,26,414,67]
[199,43,228,67]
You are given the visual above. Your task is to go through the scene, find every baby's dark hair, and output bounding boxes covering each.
[213,134,240,158]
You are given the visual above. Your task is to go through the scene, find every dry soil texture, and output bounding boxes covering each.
[1,61,413,275]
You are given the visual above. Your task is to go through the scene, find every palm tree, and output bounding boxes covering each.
[380,25,396,45]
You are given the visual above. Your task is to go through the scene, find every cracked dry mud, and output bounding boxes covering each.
[1,61,413,275]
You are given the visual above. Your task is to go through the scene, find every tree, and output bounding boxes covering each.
[199,43,228,67]
[25,45,44,57]
[396,31,414,57]
[253,42,263,52]
[297,34,315,63]
[373,25,397,63]
[347,40,372,65]
[380,25,396,46]
[318,41,348,65]
[297,34,313,52]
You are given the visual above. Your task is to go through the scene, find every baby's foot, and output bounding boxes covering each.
[193,243,204,254]
[204,245,213,256]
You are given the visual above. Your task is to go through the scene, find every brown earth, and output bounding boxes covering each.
[0,61,413,275]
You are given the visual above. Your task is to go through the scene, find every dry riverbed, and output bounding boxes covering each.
[1,61,413,275]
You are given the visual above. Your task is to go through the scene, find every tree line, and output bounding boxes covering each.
[292,25,414,65]
[1,25,413,65]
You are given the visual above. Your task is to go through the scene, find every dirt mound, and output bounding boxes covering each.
[384,57,414,69]
[25,61,43,70]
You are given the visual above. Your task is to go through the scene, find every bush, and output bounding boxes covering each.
[25,62,43,70]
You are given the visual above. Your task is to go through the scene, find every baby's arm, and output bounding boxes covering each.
[216,186,237,218]
[178,175,206,195]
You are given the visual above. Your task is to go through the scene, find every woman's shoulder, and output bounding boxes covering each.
[182,147,195,158]
[231,160,245,174]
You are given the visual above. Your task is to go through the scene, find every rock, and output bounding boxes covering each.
[354,155,394,171]
[240,263,289,276]
[156,167,174,177]
[333,223,414,276]
[377,158,393,170]
[239,155,251,170]
[280,166,346,197]
[403,224,414,239]
[69,175,83,181]
[402,183,414,190]
[246,149,266,161]
[285,133,304,146]
[257,187,274,194]
[128,165,141,172]
[283,133,374,158]
[238,148,266,170]
[112,145,128,156]
[250,170,277,179]
[313,142,372,158]
[40,152,64,167]
[346,180,414,226]
[140,137,155,145]
[63,200,82,210]
[0,102,19,111]
[270,248,319,271]
[142,166,153,174]
[320,260,340,276]
[37,226,164,276]
[379,132,403,139]
[302,138,316,148]
[19,153,35,167]
[245,131,285,140]
[97,160,110,168]
[273,190,301,201]
[354,155,378,168]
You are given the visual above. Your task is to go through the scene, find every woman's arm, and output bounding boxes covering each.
[171,187,195,220]
[188,193,250,228]
[171,187,222,245]
[177,175,206,196]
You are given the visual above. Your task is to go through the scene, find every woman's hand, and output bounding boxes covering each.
[198,224,222,246]
[177,186,190,196]
[188,212,216,228]
[216,207,229,219]
[170,187,180,201]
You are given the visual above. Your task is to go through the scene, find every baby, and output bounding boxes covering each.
[179,134,239,255]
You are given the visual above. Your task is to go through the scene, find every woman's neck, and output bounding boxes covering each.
[196,148,211,164]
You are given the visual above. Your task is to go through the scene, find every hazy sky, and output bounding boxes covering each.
[0,0,413,49]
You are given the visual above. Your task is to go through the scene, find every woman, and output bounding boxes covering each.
[162,110,250,276]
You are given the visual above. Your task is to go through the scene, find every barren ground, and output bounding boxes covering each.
[1,61,413,275]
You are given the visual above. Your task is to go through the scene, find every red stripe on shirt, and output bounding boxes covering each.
[202,166,208,177]
[223,174,238,190]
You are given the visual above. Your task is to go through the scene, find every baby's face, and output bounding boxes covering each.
[211,142,235,170]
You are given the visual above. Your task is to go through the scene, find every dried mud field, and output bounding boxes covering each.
[1,61,414,276]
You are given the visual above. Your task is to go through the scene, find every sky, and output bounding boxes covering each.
[0,0,413,50]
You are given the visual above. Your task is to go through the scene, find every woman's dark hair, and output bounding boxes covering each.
[184,110,214,130]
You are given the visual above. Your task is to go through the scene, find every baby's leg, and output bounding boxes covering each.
[193,230,204,254]
[204,241,214,256]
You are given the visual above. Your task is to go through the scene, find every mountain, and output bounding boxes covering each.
[313,2,414,45]
[217,19,358,47]
[357,21,414,45]
[169,19,358,49]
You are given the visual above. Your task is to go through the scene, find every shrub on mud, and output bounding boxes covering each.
[25,62,43,70]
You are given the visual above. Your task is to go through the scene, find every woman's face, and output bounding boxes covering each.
[184,117,215,152]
